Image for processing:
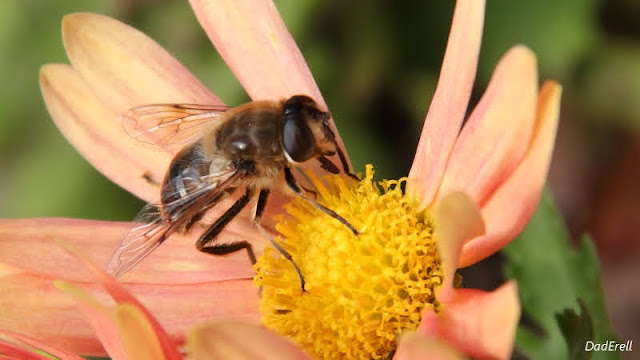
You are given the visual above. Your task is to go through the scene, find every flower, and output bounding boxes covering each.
[254,167,471,359]
[0,0,561,358]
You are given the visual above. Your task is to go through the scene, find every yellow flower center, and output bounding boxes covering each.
[254,165,443,360]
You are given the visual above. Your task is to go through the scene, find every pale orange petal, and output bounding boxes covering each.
[59,241,181,360]
[116,303,167,360]
[437,46,538,206]
[419,281,520,360]
[0,330,85,360]
[129,279,261,336]
[0,340,57,360]
[40,64,169,203]
[56,281,131,359]
[186,320,311,360]
[0,217,260,357]
[0,343,46,360]
[459,81,562,267]
[0,272,259,356]
[432,192,485,302]
[408,0,485,208]
[189,0,321,103]
[188,0,350,175]
[0,273,103,355]
[62,12,219,112]
[394,332,464,360]
[0,218,260,285]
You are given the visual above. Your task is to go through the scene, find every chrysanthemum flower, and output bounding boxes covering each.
[0,0,561,359]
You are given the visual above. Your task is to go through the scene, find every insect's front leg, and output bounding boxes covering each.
[284,167,359,236]
[253,188,306,291]
[195,188,256,264]
[318,153,359,181]
[336,144,360,181]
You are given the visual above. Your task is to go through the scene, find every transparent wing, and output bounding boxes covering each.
[106,165,241,277]
[123,103,230,146]
[106,204,171,277]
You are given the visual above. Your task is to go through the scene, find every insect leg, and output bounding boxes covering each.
[335,144,360,181]
[195,188,256,265]
[183,198,219,232]
[317,156,340,174]
[292,168,319,199]
[284,167,359,236]
[319,151,359,181]
[254,188,306,291]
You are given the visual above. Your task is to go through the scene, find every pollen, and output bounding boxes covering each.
[254,165,443,360]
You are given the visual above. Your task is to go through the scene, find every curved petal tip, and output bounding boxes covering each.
[420,281,520,360]
[433,192,485,300]
[459,81,562,267]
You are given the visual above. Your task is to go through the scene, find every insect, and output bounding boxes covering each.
[106,95,359,289]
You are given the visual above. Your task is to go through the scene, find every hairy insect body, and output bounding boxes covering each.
[107,95,357,289]
[161,102,287,226]
[210,101,288,188]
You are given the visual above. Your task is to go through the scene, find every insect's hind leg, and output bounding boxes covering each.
[195,188,257,265]
[254,188,306,291]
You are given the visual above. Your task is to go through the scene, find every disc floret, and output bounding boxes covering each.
[255,165,443,359]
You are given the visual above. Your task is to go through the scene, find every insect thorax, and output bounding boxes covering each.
[214,107,284,160]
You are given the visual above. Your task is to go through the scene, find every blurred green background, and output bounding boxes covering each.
[1,0,639,352]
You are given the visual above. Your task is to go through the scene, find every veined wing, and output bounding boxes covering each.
[106,166,242,277]
[123,103,230,146]
[106,204,170,277]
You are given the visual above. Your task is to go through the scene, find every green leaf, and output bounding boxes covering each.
[556,299,593,360]
[503,189,619,360]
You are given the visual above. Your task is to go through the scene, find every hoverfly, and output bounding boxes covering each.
[106,95,358,289]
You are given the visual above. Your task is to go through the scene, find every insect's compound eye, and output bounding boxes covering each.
[283,116,316,162]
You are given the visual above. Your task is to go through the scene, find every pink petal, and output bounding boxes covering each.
[62,12,219,112]
[432,192,485,302]
[0,218,260,285]
[0,272,259,356]
[40,64,170,203]
[394,332,464,360]
[47,13,230,203]
[188,0,350,175]
[419,281,520,360]
[437,46,538,206]
[127,279,260,335]
[188,0,321,103]
[459,81,562,267]
[186,320,311,360]
[0,273,104,355]
[0,219,262,356]
[408,0,485,208]
[58,241,182,360]
[0,330,85,360]
[56,281,131,359]
[0,341,54,360]
[48,12,227,202]
[116,303,170,360]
